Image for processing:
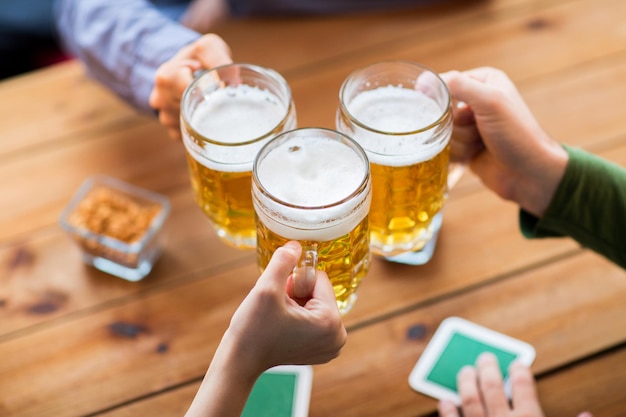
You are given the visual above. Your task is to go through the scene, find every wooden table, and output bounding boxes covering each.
[2,0,626,415]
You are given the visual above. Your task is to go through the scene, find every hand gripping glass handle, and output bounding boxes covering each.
[292,244,318,299]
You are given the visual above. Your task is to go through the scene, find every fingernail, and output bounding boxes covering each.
[508,360,526,373]
[281,241,301,256]
[476,351,497,365]
[292,265,316,299]
[458,365,475,376]
[437,398,457,415]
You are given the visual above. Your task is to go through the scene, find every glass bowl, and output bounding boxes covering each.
[59,175,171,281]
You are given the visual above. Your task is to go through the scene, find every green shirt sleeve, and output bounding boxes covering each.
[520,146,626,269]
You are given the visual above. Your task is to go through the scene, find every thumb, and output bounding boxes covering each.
[286,269,338,309]
[309,269,338,307]
[258,241,302,290]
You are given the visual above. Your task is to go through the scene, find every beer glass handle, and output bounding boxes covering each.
[447,162,466,190]
[447,99,470,190]
[292,244,318,299]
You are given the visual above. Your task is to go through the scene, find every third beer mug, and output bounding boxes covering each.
[180,63,296,249]
[252,128,372,315]
[337,61,460,263]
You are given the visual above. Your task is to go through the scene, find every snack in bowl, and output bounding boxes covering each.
[59,175,171,281]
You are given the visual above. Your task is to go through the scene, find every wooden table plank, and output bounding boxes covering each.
[211,0,561,75]
[2,0,626,415]
[4,42,626,246]
[93,338,626,417]
[308,253,626,417]
[539,346,626,417]
[0,61,138,159]
[285,0,626,131]
[32,251,624,417]
[0,189,255,338]
[2,0,624,158]
[3,129,625,344]
[0,120,175,243]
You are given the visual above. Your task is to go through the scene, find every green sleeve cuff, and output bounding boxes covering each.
[519,145,626,269]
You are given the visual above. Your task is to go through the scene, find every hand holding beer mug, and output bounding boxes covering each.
[336,61,463,265]
[252,128,372,315]
[180,63,296,249]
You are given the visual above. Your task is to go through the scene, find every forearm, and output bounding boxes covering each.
[521,146,626,269]
[54,0,199,113]
[185,329,261,417]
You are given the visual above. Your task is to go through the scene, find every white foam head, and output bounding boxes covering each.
[344,85,451,166]
[183,84,295,172]
[253,132,371,241]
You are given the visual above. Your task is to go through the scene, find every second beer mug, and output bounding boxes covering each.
[180,63,296,249]
[337,60,460,264]
[252,128,372,315]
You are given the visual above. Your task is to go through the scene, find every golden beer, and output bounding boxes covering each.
[337,61,454,259]
[180,64,296,249]
[369,144,450,255]
[185,155,256,245]
[256,216,370,313]
[253,128,371,315]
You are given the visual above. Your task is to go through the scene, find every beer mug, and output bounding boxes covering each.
[252,128,372,315]
[336,61,463,264]
[180,63,297,249]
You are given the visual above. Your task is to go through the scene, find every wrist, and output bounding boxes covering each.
[219,326,270,379]
[516,136,569,217]
[184,330,262,417]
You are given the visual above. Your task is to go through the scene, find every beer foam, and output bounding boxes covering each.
[190,84,286,143]
[346,86,449,166]
[184,84,294,172]
[254,135,370,241]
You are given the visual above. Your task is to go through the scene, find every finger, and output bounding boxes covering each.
[450,124,483,163]
[260,241,302,290]
[438,399,460,417]
[443,70,498,112]
[154,61,199,105]
[457,366,485,417]
[577,412,594,417]
[452,100,475,126]
[166,127,182,141]
[308,269,338,307]
[459,66,501,83]
[476,353,510,416]
[153,59,200,91]
[187,33,233,70]
[414,69,442,102]
[289,245,318,300]
[468,151,517,201]
[157,110,182,140]
[509,362,544,416]
[291,265,316,300]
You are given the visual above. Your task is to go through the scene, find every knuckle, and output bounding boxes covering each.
[153,71,172,89]
[479,376,503,394]
[460,393,481,410]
